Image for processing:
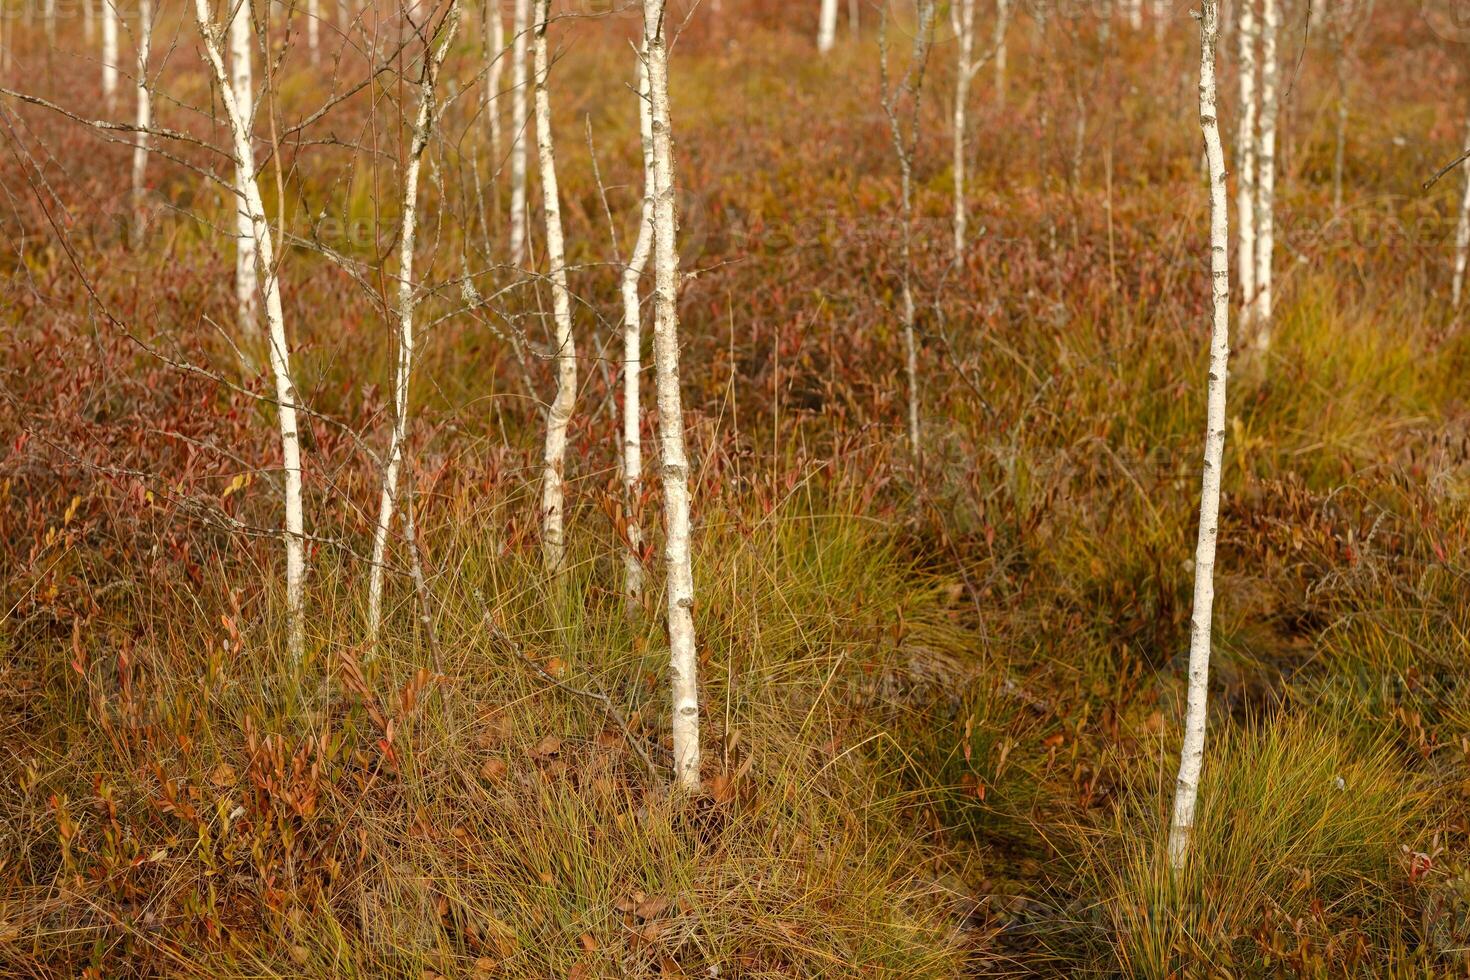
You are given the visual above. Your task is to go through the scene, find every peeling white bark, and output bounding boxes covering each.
[367,0,459,646]
[621,54,655,606]
[195,0,308,664]
[532,0,577,577]
[1168,0,1230,872]
[509,0,529,266]
[644,0,700,791]
[951,0,976,259]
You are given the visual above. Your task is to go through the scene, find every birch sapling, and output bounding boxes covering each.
[1453,115,1470,307]
[1167,0,1231,872]
[102,0,120,108]
[130,0,153,250]
[1253,0,1279,341]
[995,0,1009,101]
[485,0,505,164]
[879,1,935,460]
[951,0,977,259]
[620,53,655,606]
[644,0,701,790]
[367,0,460,646]
[509,0,529,265]
[1235,0,1256,330]
[532,0,577,577]
[818,0,838,54]
[194,0,309,664]
[230,0,259,342]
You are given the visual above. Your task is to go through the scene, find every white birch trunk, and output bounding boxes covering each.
[1167,0,1230,872]
[532,0,577,577]
[485,0,505,164]
[1124,0,1141,30]
[1253,0,1279,341]
[194,0,308,664]
[817,0,838,53]
[306,0,320,59]
[951,0,976,259]
[994,0,1009,101]
[508,0,529,266]
[84,0,96,44]
[102,0,120,108]
[230,0,260,343]
[367,0,459,646]
[1235,0,1256,330]
[621,54,655,606]
[644,0,700,791]
[130,0,152,249]
[1453,116,1470,308]
[1152,0,1166,41]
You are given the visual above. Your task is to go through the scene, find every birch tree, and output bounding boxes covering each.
[1235,0,1257,330]
[620,54,655,606]
[1167,0,1231,871]
[367,0,460,646]
[818,0,839,54]
[130,0,153,250]
[531,0,577,576]
[102,0,120,108]
[644,0,700,790]
[484,0,506,163]
[230,0,259,342]
[1452,115,1470,307]
[994,0,1010,102]
[307,0,320,59]
[951,0,1007,258]
[1252,0,1280,341]
[879,0,935,459]
[508,0,529,265]
[195,0,309,663]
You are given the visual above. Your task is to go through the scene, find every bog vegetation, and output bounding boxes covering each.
[1,0,1469,976]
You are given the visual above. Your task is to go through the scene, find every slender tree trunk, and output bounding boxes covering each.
[994,0,1009,102]
[230,0,259,344]
[307,0,320,59]
[1152,0,1166,41]
[951,0,975,259]
[1124,0,1141,30]
[102,0,119,108]
[620,54,655,607]
[818,0,838,53]
[532,0,577,577]
[1331,39,1348,212]
[485,0,505,165]
[130,0,153,250]
[194,0,308,664]
[84,0,96,44]
[1253,0,1279,342]
[509,0,529,266]
[1167,0,1230,873]
[644,0,700,791]
[367,0,459,646]
[1235,0,1257,331]
[1453,116,1470,308]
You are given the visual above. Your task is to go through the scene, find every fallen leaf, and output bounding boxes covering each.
[578,931,597,952]
[530,735,562,759]
[481,757,508,782]
[209,763,237,788]
[635,895,670,920]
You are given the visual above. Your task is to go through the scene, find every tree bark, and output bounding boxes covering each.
[644,0,700,791]
[1235,0,1256,331]
[818,0,838,54]
[1253,0,1279,341]
[102,0,119,108]
[194,0,308,664]
[130,0,153,250]
[367,0,459,646]
[951,0,976,259]
[230,0,260,343]
[532,0,577,577]
[509,0,529,266]
[485,0,505,165]
[1168,0,1231,872]
[1453,115,1470,308]
[620,53,655,607]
